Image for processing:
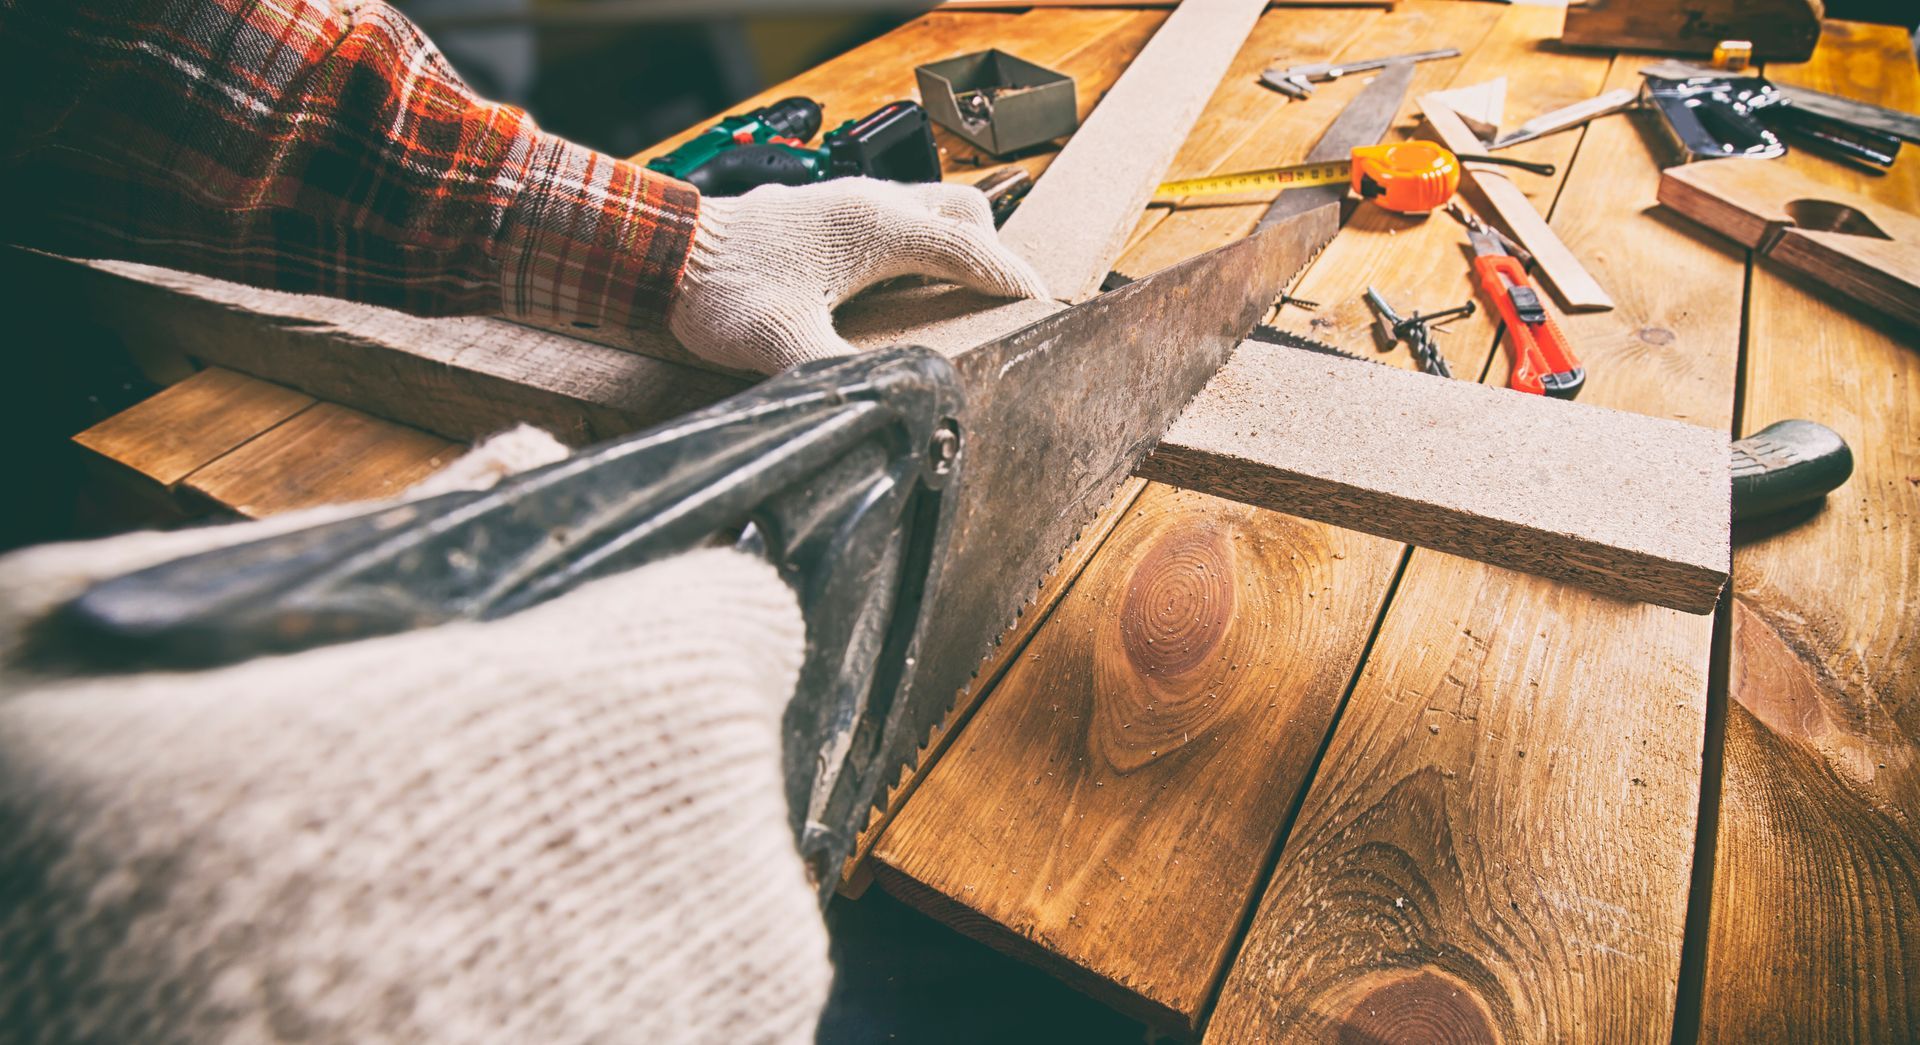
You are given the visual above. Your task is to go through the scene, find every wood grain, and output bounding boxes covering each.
[1699,20,1920,1042]
[72,368,313,487]
[996,0,1269,301]
[182,403,459,518]
[1142,345,1730,613]
[875,486,1405,1032]
[1206,47,1743,1042]
[1659,158,1920,329]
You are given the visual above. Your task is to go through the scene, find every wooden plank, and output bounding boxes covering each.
[73,368,313,487]
[1699,20,1920,1042]
[1206,48,1742,1042]
[1140,345,1730,613]
[996,0,1270,301]
[25,251,748,446]
[870,2,1538,1032]
[1418,91,1616,312]
[181,403,459,517]
[1659,159,1920,329]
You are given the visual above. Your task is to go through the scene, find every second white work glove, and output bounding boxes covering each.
[666,177,1048,373]
[0,432,831,1044]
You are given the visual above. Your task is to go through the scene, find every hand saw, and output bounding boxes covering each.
[58,204,1338,903]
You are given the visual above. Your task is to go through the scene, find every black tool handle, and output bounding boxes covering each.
[683,143,818,196]
[1731,419,1854,521]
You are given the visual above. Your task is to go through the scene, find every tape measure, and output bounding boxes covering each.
[1153,141,1461,214]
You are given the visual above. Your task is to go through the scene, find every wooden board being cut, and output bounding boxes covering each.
[1140,346,1731,613]
[1659,158,1920,329]
[996,0,1269,301]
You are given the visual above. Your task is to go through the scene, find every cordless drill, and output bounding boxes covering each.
[645,97,942,196]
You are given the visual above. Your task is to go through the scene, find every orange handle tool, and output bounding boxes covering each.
[1473,253,1585,398]
[1349,141,1461,214]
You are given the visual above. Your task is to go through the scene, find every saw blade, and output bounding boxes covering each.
[1247,322,1375,363]
[859,203,1339,857]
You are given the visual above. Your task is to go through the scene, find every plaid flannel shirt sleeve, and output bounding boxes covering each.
[0,0,700,331]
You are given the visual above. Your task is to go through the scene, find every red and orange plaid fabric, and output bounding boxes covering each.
[0,0,700,331]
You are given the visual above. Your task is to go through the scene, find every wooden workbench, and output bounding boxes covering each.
[63,3,1918,1040]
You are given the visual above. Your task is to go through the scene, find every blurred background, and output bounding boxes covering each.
[394,0,941,159]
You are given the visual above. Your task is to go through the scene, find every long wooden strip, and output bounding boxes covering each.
[1699,21,1920,1042]
[996,0,1269,301]
[871,3,1520,1032]
[1419,91,1615,312]
[1141,346,1730,613]
[1206,49,1740,1041]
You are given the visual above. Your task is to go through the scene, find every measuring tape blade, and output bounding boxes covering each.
[1152,160,1352,200]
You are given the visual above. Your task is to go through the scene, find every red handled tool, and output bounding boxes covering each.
[1464,219,1584,398]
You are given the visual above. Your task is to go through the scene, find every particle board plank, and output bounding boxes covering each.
[1140,347,1730,613]
[72,368,313,487]
[996,0,1271,302]
[1206,50,1741,1042]
[868,3,1540,1033]
[1699,21,1920,1043]
[181,403,459,518]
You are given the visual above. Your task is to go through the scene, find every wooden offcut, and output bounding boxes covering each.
[1419,91,1615,312]
[1660,158,1920,329]
[996,0,1269,301]
[1141,345,1731,613]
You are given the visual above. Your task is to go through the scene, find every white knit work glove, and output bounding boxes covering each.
[667,177,1047,373]
[0,430,830,1045]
